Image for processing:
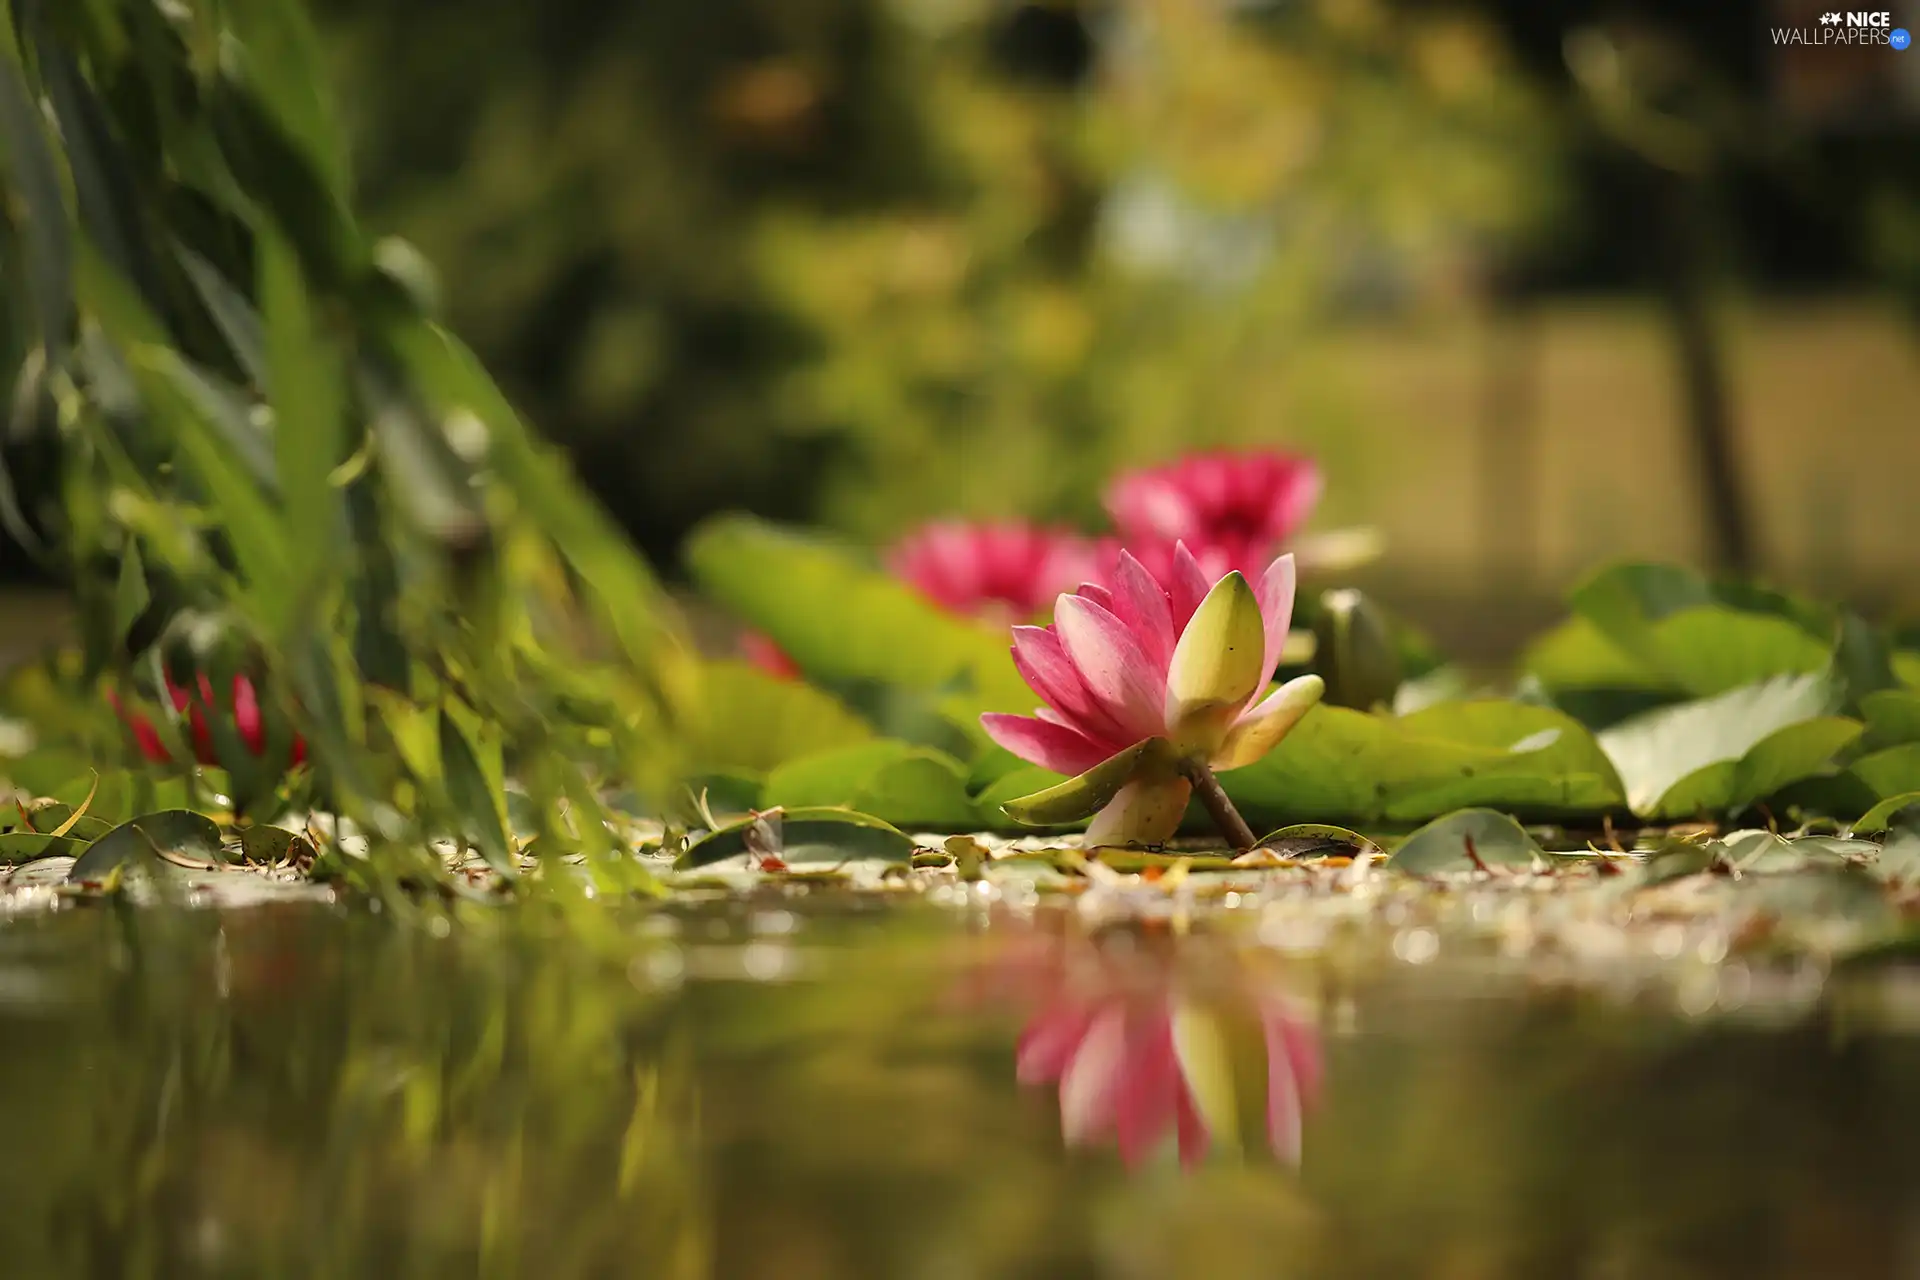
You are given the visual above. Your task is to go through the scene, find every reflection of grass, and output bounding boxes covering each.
[1308,299,1920,624]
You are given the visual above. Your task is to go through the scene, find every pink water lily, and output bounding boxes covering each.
[1105,450,1323,581]
[981,542,1324,846]
[888,520,1105,620]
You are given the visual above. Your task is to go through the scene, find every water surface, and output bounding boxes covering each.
[0,892,1915,1278]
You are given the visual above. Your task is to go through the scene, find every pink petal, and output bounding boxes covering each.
[1108,551,1175,673]
[1052,596,1167,741]
[1263,1013,1305,1166]
[980,713,1112,777]
[232,675,265,755]
[1012,627,1094,720]
[1114,1010,1182,1167]
[1274,1010,1324,1109]
[1255,553,1298,692]
[1263,1004,1321,1166]
[1017,1002,1095,1083]
[1266,457,1324,545]
[1074,582,1115,614]
[1165,542,1214,634]
[1060,1007,1128,1144]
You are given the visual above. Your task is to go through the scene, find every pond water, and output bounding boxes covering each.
[1,891,1917,1278]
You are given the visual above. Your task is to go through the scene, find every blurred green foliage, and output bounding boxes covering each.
[324,0,1558,557]
[0,0,689,884]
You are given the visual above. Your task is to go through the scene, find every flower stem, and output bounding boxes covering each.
[1178,758,1257,851]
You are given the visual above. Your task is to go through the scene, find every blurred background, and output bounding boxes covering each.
[11,0,1920,659]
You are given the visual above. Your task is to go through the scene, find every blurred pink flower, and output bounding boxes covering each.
[980,543,1322,844]
[1105,450,1323,581]
[888,521,1104,621]
[738,630,802,681]
[110,673,306,769]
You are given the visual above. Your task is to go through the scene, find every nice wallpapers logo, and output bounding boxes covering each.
[1774,10,1913,46]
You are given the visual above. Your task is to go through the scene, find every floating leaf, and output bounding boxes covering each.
[1387,808,1545,874]
[0,832,87,864]
[675,807,914,870]
[1253,823,1378,859]
[238,824,315,865]
[69,810,223,881]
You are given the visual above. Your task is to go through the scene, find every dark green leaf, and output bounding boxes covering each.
[0,47,72,352]
[69,809,223,881]
[1253,823,1378,859]
[676,807,914,869]
[439,710,515,878]
[0,831,87,863]
[1856,792,1920,835]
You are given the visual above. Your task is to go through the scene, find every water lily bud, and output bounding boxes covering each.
[1313,588,1402,711]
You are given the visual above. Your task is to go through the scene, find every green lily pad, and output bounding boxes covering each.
[1387,808,1545,875]
[1850,743,1920,801]
[1856,793,1920,835]
[237,824,317,865]
[1221,702,1623,826]
[1861,690,1920,751]
[69,810,224,881]
[675,807,915,870]
[999,739,1180,827]
[1522,616,1675,695]
[684,515,1031,712]
[763,741,978,829]
[0,832,89,863]
[1596,674,1856,818]
[1637,837,1721,886]
[691,659,875,775]
[1541,563,1835,700]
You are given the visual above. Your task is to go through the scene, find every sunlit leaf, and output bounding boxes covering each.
[690,660,873,776]
[762,741,977,829]
[1597,674,1850,818]
[1387,808,1545,874]
[685,515,1030,712]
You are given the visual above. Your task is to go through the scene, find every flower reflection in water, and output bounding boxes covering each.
[969,919,1322,1170]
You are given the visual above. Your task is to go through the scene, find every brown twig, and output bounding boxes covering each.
[1177,758,1257,852]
